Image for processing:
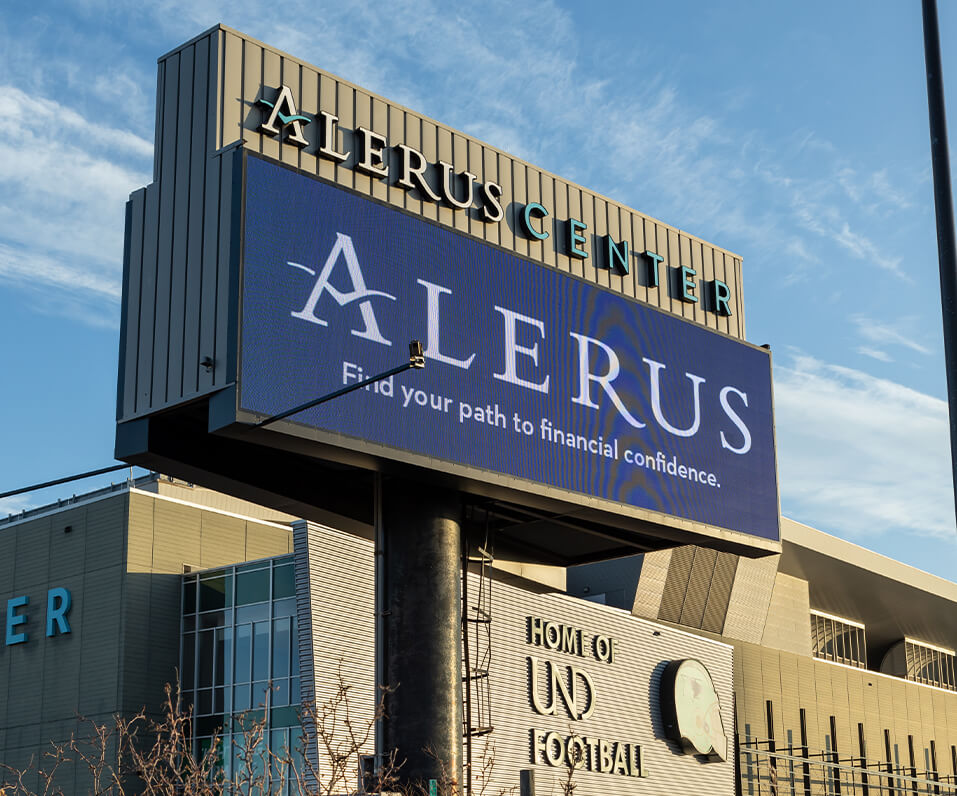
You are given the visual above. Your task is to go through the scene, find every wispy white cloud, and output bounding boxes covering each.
[0,84,149,325]
[852,315,932,356]
[774,351,956,542]
[0,243,120,299]
[857,346,893,363]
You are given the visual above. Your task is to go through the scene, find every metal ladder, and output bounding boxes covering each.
[462,515,495,795]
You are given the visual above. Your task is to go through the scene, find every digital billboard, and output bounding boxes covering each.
[239,154,779,543]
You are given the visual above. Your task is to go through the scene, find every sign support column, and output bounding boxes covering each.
[382,478,464,791]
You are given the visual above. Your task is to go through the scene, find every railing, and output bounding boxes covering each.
[740,742,957,796]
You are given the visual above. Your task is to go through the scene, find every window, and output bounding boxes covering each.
[810,610,867,669]
[181,556,302,792]
[904,638,956,691]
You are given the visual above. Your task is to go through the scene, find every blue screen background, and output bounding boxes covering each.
[240,155,780,542]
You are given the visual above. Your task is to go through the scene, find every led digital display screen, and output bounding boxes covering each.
[240,155,779,542]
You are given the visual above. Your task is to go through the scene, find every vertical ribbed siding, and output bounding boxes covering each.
[721,553,779,644]
[293,521,376,788]
[216,24,747,335]
[702,552,739,634]
[291,523,735,795]
[679,546,718,628]
[119,24,751,425]
[658,545,695,623]
[631,548,673,619]
[118,30,237,422]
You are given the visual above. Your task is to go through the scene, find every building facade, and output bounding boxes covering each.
[3,22,955,796]
[2,475,955,794]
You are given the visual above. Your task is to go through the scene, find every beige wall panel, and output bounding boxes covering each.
[565,186,584,278]
[293,521,376,784]
[760,572,811,656]
[335,82,355,191]
[244,520,292,560]
[722,553,778,643]
[436,125,454,228]
[127,492,157,572]
[77,564,124,716]
[538,172,556,267]
[452,133,470,234]
[241,40,263,156]
[220,32,243,148]
[483,581,735,796]
[679,235,697,324]
[199,511,248,567]
[680,546,717,628]
[419,119,439,222]
[631,548,673,619]
[552,178,568,273]
[592,195,610,290]
[658,544,694,623]
[353,90,373,198]
[370,97,389,203]
[580,191,597,285]
[524,166,543,262]
[317,75,338,183]
[299,67,319,175]
[151,500,202,572]
[510,161,529,260]
[47,507,87,579]
[702,552,738,634]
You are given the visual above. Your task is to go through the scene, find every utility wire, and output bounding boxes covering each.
[254,340,425,429]
[0,464,132,500]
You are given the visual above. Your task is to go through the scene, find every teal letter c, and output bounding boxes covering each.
[522,202,550,240]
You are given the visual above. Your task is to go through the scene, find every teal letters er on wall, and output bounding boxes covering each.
[4,588,72,646]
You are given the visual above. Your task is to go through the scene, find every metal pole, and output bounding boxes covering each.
[922,0,957,525]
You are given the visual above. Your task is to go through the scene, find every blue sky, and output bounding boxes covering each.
[0,1,955,579]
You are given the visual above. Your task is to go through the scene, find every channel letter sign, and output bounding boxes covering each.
[239,155,779,542]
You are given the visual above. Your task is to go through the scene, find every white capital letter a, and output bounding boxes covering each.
[291,232,396,346]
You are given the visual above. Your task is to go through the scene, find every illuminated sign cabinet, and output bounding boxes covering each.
[237,154,778,542]
[116,26,780,555]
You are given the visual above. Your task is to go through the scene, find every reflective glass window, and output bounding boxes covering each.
[200,572,230,611]
[198,629,215,689]
[273,564,295,599]
[183,577,197,615]
[273,617,291,679]
[235,624,252,685]
[272,597,296,618]
[236,569,270,605]
[253,621,270,681]
[182,632,196,691]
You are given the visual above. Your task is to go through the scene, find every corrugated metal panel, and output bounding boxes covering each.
[293,521,377,785]
[483,575,736,796]
[631,548,673,619]
[679,546,718,628]
[760,573,812,656]
[702,551,738,633]
[657,544,695,623]
[119,25,751,425]
[721,552,778,644]
[290,522,735,795]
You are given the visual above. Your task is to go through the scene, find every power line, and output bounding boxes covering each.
[0,464,132,500]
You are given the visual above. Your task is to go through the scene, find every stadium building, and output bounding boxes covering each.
[1,24,955,796]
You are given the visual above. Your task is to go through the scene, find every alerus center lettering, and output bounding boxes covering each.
[257,85,731,315]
